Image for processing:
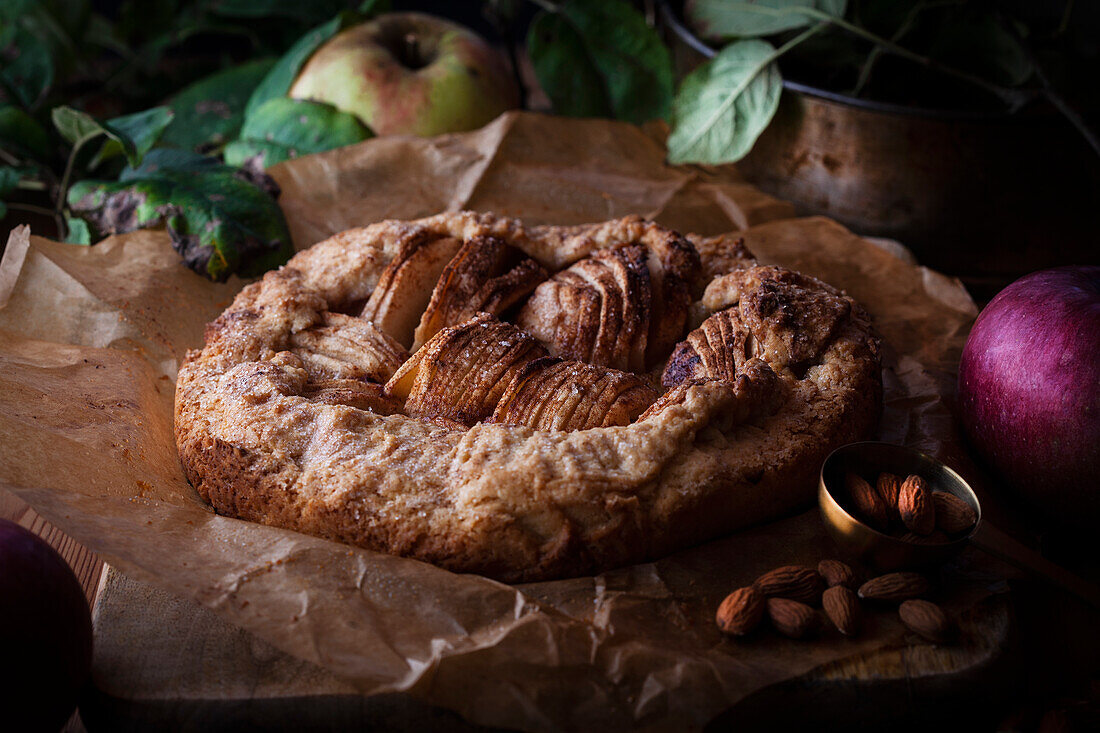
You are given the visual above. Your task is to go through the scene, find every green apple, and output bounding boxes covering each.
[288,12,520,137]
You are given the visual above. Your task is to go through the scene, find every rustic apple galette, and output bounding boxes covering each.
[175,212,881,582]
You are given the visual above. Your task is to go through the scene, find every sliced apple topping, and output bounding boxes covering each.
[703,266,852,372]
[360,231,464,348]
[289,311,409,383]
[517,244,651,372]
[642,360,787,428]
[383,312,548,426]
[302,379,404,415]
[412,235,547,350]
[489,357,659,431]
[517,232,700,372]
[662,307,754,388]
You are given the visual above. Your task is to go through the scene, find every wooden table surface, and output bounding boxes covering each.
[6,484,1098,732]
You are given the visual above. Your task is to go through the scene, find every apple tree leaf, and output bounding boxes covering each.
[67,149,293,281]
[0,165,18,196]
[526,11,612,119]
[926,11,1033,88]
[51,105,104,145]
[245,13,357,120]
[0,104,51,161]
[224,97,372,168]
[52,105,173,169]
[357,0,391,16]
[667,39,782,165]
[160,58,277,152]
[0,164,18,218]
[685,0,846,40]
[89,106,175,169]
[0,22,55,109]
[63,215,91,244]
[527,0,674,124]
[207,0,348,24]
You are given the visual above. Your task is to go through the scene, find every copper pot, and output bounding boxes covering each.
[659,3,1100,298]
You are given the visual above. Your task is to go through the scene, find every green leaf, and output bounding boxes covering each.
[0,1,35,21]
[51,106,107,144]
[926,12,1033,88]
[224,97,371,168]
[161,58,277,151]
[64,215,91,244]
[527,11,612,119]
[667,39,782,165]
[0,104,51,160]
[0,22,56,108]
[245,13,355,120]
[208,0,348,24]
[67,149,293,281]
[90,107,174,169]
[527,0,673,124]
[357,0,391,16]
[0,165,19,196]
[53,105,172,168]
[685,0,845,39]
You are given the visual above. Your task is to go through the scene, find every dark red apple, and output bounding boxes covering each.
[0,519,94,732]
[958,266,1100,525]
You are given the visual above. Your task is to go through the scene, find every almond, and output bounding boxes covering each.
[716,586,765,636]
[932,491,978,535]
[875,472,903,520]
[817,559,856,589]
[898,474,935,535]
[858,572,930,603]
[754,565,824,605]
[845,472,888,530]
[822,586,861,636]
[899,599,952,643]
[766,597,817,639]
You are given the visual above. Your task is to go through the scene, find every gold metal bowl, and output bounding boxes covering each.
[818,441,981,570]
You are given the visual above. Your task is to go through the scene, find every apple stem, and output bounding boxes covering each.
[404,33,420,68]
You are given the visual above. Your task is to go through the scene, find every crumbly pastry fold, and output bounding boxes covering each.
[175,211,881,582]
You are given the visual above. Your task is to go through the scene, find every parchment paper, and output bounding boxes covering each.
[0,111,997,732]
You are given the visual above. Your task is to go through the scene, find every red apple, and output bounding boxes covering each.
[288,12,519,137]
[0,519,93,732]
[958,266,1100,525]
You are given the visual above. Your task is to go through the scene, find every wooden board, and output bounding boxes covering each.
[80,566,1020,732]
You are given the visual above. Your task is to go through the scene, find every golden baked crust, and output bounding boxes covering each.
[175,211,881,582]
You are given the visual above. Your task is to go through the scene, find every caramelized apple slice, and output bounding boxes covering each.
[289,311,409,383]
[703,266,852,372]
[518,227,700,371]
[360,231,464,348]
[662,307,753,388]
[642,360,787,428]
[518,244,652,372]
[412,235,547,350]
[301,379,403,415]
[384,313,547,426]
[489,357,659,431]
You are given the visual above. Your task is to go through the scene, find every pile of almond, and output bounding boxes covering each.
[844,471,977,543]
[716,561,953,643]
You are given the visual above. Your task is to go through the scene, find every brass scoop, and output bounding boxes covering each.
[819,441,1100,610]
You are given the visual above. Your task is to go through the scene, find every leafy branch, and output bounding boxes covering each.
[525,0,1092,166]
[0,0,384,279]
